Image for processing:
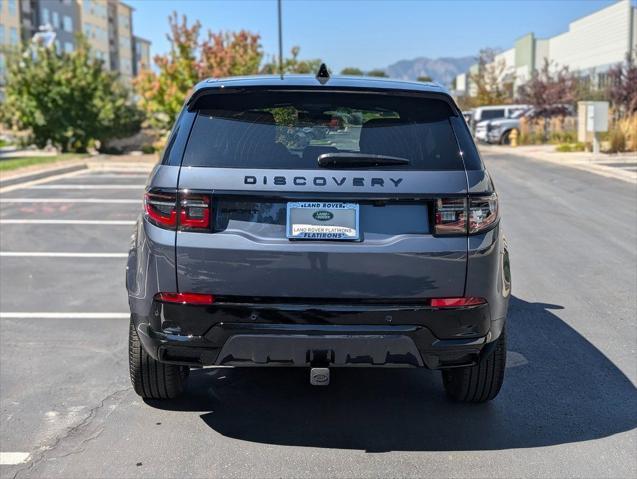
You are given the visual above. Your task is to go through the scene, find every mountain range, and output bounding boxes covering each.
[382,56,476,87]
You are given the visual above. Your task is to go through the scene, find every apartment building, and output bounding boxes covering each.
[455,0,637,97]
[0,0,150,97]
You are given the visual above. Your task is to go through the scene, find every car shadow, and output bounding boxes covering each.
[146,296,637,452]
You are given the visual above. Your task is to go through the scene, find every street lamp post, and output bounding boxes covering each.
[278,0,283,78]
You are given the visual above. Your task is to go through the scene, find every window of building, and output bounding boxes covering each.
[118,14,130,31]
[0,26,5,44]
[63,16,73,32]
[8,0,16,16]
[42,7,50,25]
[52,11,60,29]
[55,39,61,54]
[64,41,74,53]
[9,27,18,45]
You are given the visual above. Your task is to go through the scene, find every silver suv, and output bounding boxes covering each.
[126,70,511,403]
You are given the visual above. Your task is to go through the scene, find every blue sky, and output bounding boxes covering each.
[127,0,619,72]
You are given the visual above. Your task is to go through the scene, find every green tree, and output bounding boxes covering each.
[367,69,388,78]
[417,75,433,82]
[341,67,363,76]
[1,36,141,152]
[261,46,321,74]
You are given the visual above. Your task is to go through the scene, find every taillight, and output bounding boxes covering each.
[144,192,177,228]
[144,191,210,231]
[434,198,466,235]
[179,194,210,231]
[154,292,215,305]
[469,193,498,234]
[430,297,486,308]
[434,194,499,235]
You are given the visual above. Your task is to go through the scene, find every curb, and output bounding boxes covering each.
[481,146,637,184]
[0,162,88,189]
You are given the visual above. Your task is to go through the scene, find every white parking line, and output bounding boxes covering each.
[76,173,149,178]
[0,252,127,258]
[29,184,145,189]
[0,198,139,203]
[0,169,87,194]
[0,313,129,319]
[0,452,30,465]
[0,219,136,225]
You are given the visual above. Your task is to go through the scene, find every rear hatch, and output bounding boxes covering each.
[174,89,470,300]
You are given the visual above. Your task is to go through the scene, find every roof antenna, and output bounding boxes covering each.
[316,63,330,84]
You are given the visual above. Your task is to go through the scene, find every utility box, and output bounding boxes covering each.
[578,101,609,154]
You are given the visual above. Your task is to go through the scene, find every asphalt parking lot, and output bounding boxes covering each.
[1,153,636,478]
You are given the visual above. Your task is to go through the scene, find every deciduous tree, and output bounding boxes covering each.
[1,36,141,152]
[469,48,513,106]
[517,59,576,140]
[261,46,321,74]
[340,67,363,76]
[607,51,637,118]
[367,69,388,78]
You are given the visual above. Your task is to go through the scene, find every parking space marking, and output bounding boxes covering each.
[0,313,128,319]
[0,452,30,465]
[0,198,139,204]
[0,219,136,225]
[73,173,149,179]
[0,169,87,194]
[29,184,145,189]
[0,252,127,258]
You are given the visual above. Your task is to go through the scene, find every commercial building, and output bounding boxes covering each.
[0,0,150,97]
[455,0,637,97]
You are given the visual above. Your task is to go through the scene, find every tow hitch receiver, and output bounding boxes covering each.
[310,367,330,386]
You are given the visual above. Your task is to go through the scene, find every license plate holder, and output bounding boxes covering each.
[286,202,360,241]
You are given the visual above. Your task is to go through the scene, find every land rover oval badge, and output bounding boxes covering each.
[313,210,334,221]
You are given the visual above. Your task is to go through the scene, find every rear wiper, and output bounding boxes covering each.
[317,152,410,168]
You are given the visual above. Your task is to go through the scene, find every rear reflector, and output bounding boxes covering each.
[155,292,215,305]
[430,297,486,307]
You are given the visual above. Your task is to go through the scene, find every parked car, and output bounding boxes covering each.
[480,105,576,144]
[126,72,511,403]
[472,105,529,141]
[482,108,532,145]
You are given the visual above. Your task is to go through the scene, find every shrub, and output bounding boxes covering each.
[141,144,156,154]
[555,142,586,152]
[607,128,626,153]
[1,36,142,153]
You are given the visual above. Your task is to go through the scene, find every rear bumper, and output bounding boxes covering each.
[133,299,503,369]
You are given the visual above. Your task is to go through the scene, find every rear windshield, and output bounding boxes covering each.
[183,91,464,170]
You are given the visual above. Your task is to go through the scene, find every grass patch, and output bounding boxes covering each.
[555,142,586,153]
[0,154,86,172]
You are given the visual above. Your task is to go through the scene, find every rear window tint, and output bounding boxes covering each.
[183,91,464,170]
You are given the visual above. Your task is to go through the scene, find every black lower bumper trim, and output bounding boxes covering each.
[138,321,490,369]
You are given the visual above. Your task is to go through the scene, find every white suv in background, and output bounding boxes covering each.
[471,105,529,141]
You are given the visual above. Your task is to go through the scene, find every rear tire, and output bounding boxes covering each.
[129,318,188,399]
[442,327,506,403]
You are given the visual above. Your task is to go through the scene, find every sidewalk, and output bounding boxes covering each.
[479,144,637,184]
[0,153,156,190]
